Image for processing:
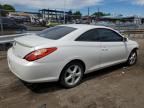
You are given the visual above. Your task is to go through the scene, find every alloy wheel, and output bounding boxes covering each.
[64,65,82,86]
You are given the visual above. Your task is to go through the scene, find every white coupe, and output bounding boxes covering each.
[7,24,139,88]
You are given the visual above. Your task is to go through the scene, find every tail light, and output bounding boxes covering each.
[24,47,57,61]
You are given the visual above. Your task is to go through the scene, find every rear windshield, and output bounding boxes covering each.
[37,26,77,40]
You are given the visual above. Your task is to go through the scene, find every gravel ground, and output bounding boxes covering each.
[0,39,144,108]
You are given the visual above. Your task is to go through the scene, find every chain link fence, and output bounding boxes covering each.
[0,43,12,59]
[121,30,144,39]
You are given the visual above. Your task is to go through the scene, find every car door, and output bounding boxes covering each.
[75,29,101,73]
[97,28,127,67]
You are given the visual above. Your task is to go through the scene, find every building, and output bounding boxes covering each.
[39,9,69,22]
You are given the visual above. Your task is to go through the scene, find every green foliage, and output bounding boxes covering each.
[0,4,15,11]
[72,11,82,19]
[0,11,7,16]
[67,10,73,21]
[2,4,15,11]
[0,4,3,9]
[93,12,111,17]
[68,10,72,15]
[73,11,82,16]
[0,4,15,16]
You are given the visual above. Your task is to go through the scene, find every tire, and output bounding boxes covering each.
[60,62,84,88]
[127,50,137,66]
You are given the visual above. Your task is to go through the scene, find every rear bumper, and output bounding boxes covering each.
[7,48,64,83]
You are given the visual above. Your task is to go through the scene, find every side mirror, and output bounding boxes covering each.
[123,37,127,42]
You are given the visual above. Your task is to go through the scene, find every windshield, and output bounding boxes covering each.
[37,26,77,40]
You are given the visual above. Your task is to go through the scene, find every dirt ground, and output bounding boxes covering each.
[0,38,144,108]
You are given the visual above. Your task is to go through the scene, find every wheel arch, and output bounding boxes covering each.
[127,47,138,60]
[131,47,138,52]
[126,47,138,65]
[128,47,138,57]
[59,59,86,80]
[67,59,86,72]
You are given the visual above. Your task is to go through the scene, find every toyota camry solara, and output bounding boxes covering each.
[7,24,139,88]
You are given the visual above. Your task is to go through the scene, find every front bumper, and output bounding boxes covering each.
[7,48,64,83]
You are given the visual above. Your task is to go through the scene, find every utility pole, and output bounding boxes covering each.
[88,7,90,24]
[98,7,100,19]
[0,9,3,35]
[63,0,66,24]
[88,7,90,16]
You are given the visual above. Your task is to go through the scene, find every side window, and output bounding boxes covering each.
[98,28,123,42]
[2,18,9,24]
[76,29,99,42]
[3,18,14,25]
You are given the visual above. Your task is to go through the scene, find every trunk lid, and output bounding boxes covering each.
[12,34,54,58]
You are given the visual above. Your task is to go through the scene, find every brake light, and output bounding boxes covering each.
[24,47,57,61]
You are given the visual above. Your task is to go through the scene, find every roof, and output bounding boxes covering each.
[101,16,136,20]
[57,24,118,41]
[60,24,108,29]
[39,9,69,14]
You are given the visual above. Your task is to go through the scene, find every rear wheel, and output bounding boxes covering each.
[60,62,84,88]
[127,50,137,66]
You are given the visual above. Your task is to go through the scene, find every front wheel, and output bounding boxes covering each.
[60,62,84,88]
[127,50,137,66]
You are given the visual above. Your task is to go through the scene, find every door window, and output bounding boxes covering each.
[76,29,99,42]
[97,28,123,42]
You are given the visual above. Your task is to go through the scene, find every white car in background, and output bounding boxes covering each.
[7,24,139,88]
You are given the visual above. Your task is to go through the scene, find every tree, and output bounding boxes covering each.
[0,4,15,16]
[0,10,7,16]
[73,11,82,19]
[2,4,15,11]
[93,12,110,18]
[0,4,3,9]
[68,10,72,15]
[0,4,6,16]
[67,10,73,22]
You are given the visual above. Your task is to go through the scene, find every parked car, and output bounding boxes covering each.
[0,17,27,35]
[7,24,139,88]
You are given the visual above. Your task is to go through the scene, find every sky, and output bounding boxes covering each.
[0,0,144,16]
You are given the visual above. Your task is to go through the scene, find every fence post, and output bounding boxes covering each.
[128,33,130,38]
[0,11,4,35]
